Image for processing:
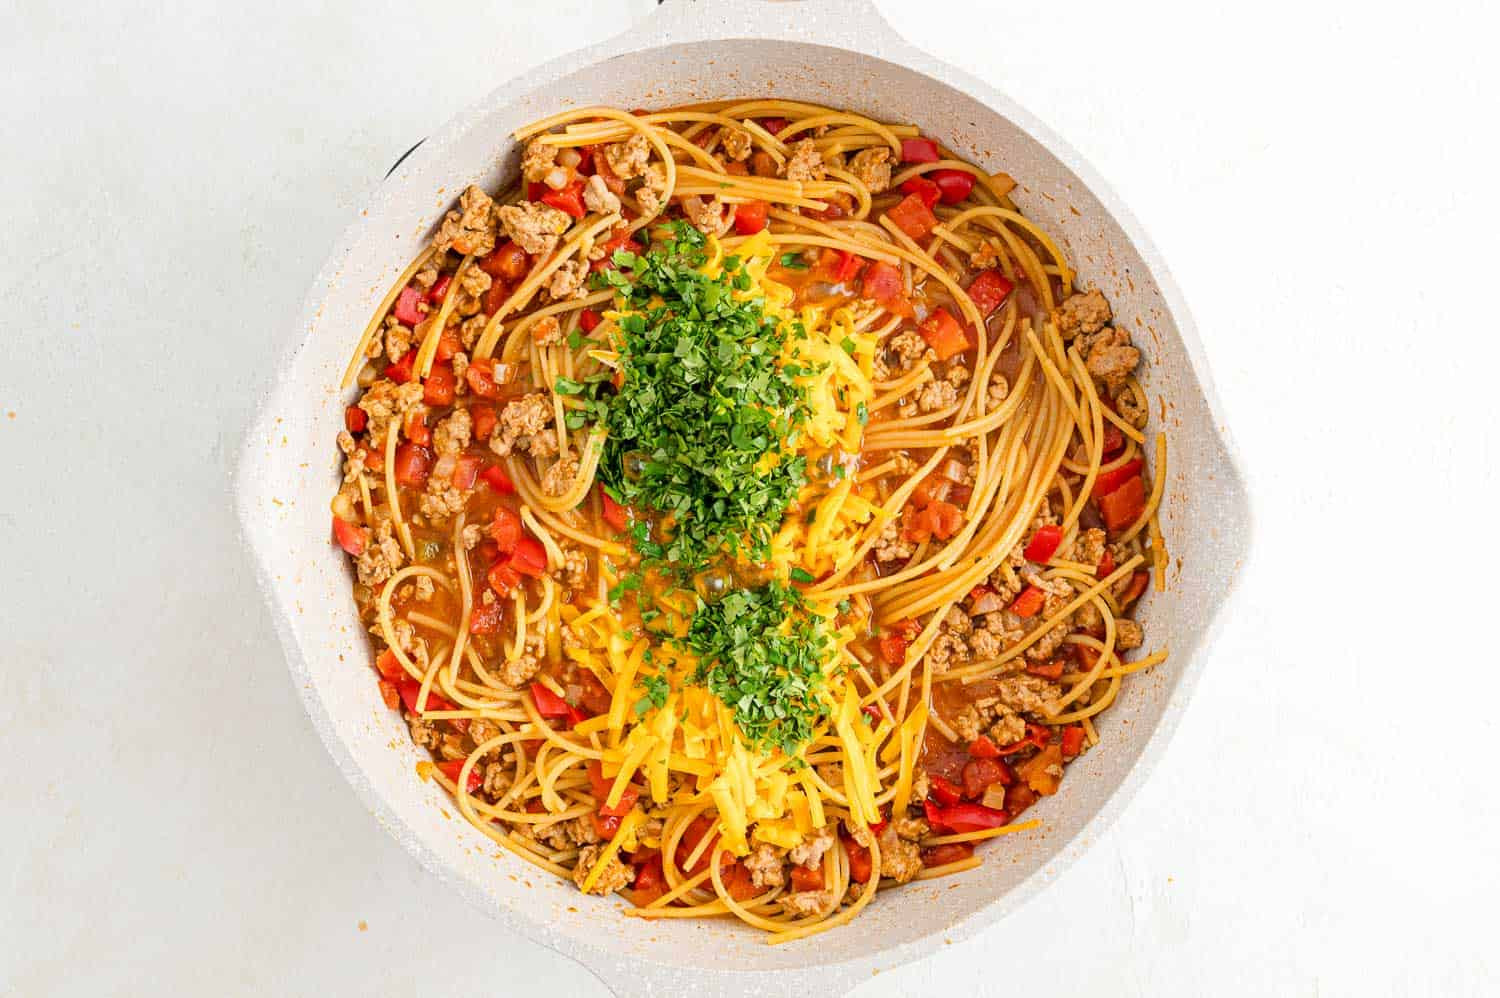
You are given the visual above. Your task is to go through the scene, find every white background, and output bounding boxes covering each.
[2,0,1496,994]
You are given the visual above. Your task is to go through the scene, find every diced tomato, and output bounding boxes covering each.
[759,117,789,136]
[1023,524,1063,563]
[815,247,865,284]
[480,463,515,494]
[860,260,914,317]
[929,168,976,204]
[1100,422,1125,457]
[593,151,626,195]
[879,633,908,667]
[468,401,497,439]
[923,845,976,872]
[718,858,760,901]
[468,596,505,633]
[923,499,965,540]
[393,285,425,325]
[465,357,503,399]
[1061,725,1086,759]
[490,508,523,553]
[483,280,510,315]
[1004,782,1038,817]
[573,146,595,175]
[788,863,823,893]
[436,759,483,793]
[968,735,1000,759]
[451,454,482,490]
[541,180,587,219]
[1026,659,1065,680]
[586,760,641,818]
[965,268,1013,318]
[600,488,630,532]
[733,199,769,235]
[364,448,384,472]
[842,835,873,883]
[911,471,952,507]
[928,774,963,806]
[384,349,416,385]
[677,815,720,875]
[423,364,456,406]
[1093,459,1143,500]
[331,516,368,556]
[631,854,666,906]
[996,723,1053,756]
[579,308,602,333]
[487,562,521,597]
[1121,570,1150,605]
[344,405,367,433]
[392,443,432,488]
[377,679,400,711]
[509,536,548,577]
[961,758,1011,799]
[592,811,622,841]
[900,137,941,163]
[402,408,430,447]
[1098,548,1116,578]
[1009,585,1046,618]
[427,274,452,304]
[916,307,972,361]
[480,240,531,280]
[891,618,922,641]
[1099,475,1146,532]
[886,192,940,240]
[898,176,941,209]
[530,682,572,719]
[923,800,1011,833]
[374,649,404,681]
[435,324,462,362]
[576,671,612,717]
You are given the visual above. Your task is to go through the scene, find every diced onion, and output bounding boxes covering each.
[558,148,582,169]
[544,167,570,190]
[981,785,1007,810]
[356,361,379,388]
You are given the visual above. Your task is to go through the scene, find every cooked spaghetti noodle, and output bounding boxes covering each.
[328,101,1166,941]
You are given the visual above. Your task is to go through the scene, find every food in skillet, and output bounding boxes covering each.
[329,100,1166,941]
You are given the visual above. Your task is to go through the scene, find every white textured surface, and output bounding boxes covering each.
[2,0,1496,996]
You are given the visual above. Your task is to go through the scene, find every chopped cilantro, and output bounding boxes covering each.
[779,251,809,270]
[634,673,670,716]
[789,567,815,584]
[839,336,857,355]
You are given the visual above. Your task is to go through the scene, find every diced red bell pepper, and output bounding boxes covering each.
[891,618,922,641]
[733,200,768,235]
[842,835,873,883]
[916,306,972,361]
[923,499,965,540]
[1004,782,1038,817]
[886,192,940,240]
[929,168,975,204]
[1098,548,1116,578]
[928,774,963,806]
[995,723,1053,756]
[815,248,865,284]
[718,858,760,901]
[924,799,1012,832]
[676,815,720,875]
[968,735,1000,759]
[1023,524,1063,563]
[1101,422,1125,456]
[469,402,497,441]
[541,180,587,219]
[600,488,630,532]
[860,260,914,317]
[592,811,622,841]
[393,443,432,488]
[375,648,404,682]
[509,536,548,577]
[574,145,595,175]
[487,562,521,597]
[434,324,462,362]
[332,516,368,556]
[899,176,941,209]
[1009,585,1046,618]
[576,670,612,717]
[468,598,505,634]
[480,464,515,494]
[464,358,505,399]
[961,757,1011,799]
[393,285,425,325]
[423,364,456,406]
[490,508,523,553]
[1093,459,1143,500]
[878,633,908,667]
[436,759,483,793]
[631,854,666,906]
[759,117,789,136]
[427,274,452,304]
[396,679,455,715]
[384,349,416,385]
[377,679,400,711]
[922,842,976,868]
[587,760,640,818]
[1099,475,1146,532]
[452,454,482,490]
[965,268,1013,318]
[530,682,572,719]
[900,137,941,163]
[1121,570,1150,605]
[579,308,602,333]
[344,405,367,433]
[1060,725,1086,759]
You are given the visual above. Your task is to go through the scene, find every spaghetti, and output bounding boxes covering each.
[327,100,1167,941]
